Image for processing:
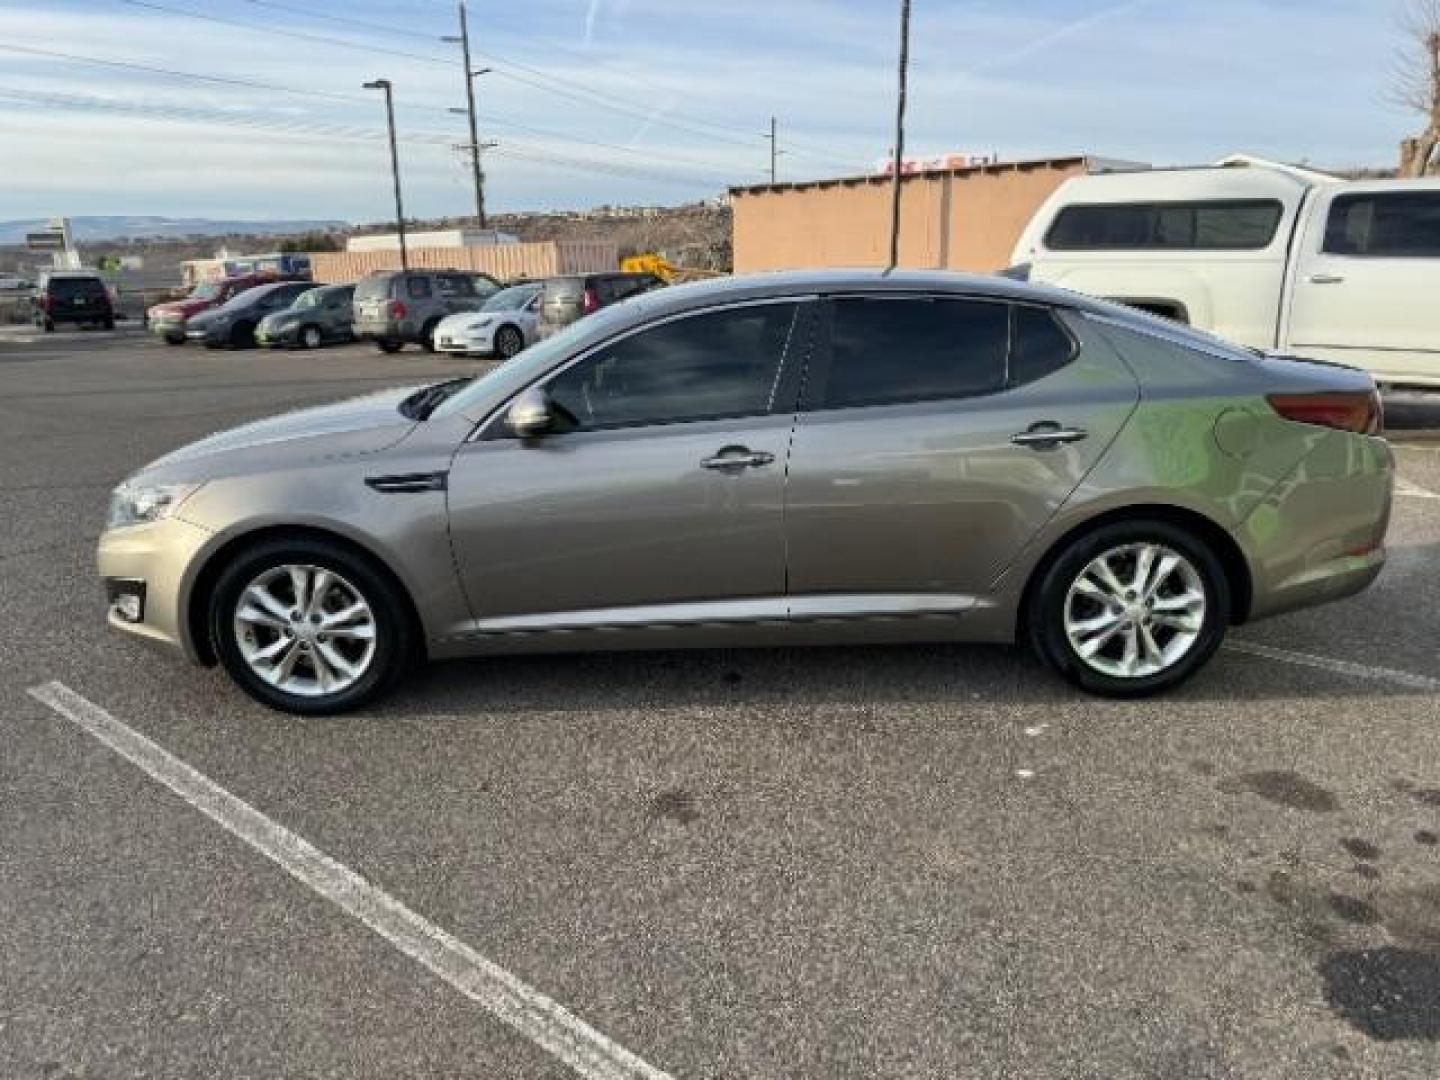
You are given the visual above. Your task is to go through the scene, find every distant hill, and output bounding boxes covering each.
[0,216,347,244]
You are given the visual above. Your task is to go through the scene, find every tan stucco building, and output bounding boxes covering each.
[730,156,1141,274]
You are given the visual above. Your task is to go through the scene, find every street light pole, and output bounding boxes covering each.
[444,3,488,229]
[768,116,778,184]
[887,0,912,272]
[363,78,408,271]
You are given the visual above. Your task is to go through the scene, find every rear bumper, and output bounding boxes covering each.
[1237,433,1394,622]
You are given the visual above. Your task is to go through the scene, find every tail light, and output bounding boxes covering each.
[389,300,408,320]
[582,287,600,314]
[1267,391,1382,436]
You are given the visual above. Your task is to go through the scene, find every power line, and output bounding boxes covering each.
[0,42,749,175]
[0,86,741,188]
[119,0,857,170]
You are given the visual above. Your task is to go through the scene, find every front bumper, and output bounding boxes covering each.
[256,324,299,347]
[98,516,215,662]
[150,318,186,339]
[435,327,495,354]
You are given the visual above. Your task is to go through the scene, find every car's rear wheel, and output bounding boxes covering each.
[164,332,185,345]
[420,319,441,353]
[300,324,323,349]
[494,324,524,359]
[210,537,414,715]
[375,339,403,354]
[1028,519,1229,697]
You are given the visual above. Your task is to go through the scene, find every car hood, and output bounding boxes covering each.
[142,384,427,478]
[151,298,213,319]
[436,311,491,331]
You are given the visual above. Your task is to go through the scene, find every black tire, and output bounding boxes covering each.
[420,319,441,353]
[229,321,256,349]
[42,318,55,333]
[375,339,403,354]
[1027,519,1230,698]
[103,316,116,331]
[494,324,525,359]
[209,536,415,715]
[299,324,323,350]
[164,332,185,346]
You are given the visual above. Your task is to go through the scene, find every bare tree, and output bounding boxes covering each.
[1393,0,1440,175]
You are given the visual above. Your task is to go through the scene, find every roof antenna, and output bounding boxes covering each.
[885,0,912,276]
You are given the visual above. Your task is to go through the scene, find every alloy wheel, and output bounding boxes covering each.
[233,564,377,697]
[1062,542,1207,679]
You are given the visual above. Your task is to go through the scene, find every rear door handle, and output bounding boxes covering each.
[1011,423,1089,450]
[701,446,775,471]
[1309,273,1345,285]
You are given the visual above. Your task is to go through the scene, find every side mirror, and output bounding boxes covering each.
[506,388,555,438]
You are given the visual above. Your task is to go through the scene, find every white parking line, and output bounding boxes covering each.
[1224,641,1440,693]
[25,681,674,1080]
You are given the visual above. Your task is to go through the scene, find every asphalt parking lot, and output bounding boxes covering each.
[3,328,1440,1079]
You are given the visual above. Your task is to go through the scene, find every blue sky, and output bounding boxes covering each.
[0,0,1415,222]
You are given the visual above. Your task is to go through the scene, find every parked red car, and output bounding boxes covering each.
[147,273,307,345]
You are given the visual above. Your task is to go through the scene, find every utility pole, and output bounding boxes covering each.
[887,0,912,271]
[363,79,408,271]
[444,3,488,229]
[767,116,778,184]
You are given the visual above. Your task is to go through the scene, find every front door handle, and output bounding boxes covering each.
[701,446,775,471]
[1309,273,1345,285]
[1011,423,1089,450]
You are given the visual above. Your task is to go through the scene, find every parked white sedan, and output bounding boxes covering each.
[432,282,542,359]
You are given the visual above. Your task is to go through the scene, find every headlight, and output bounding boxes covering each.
[107,481,201,529]
[469,317,495,330]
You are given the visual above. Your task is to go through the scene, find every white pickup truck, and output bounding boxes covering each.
[1010,159,1440,387]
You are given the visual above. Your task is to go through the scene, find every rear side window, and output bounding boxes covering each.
[1324,191,1440,256]
[1045,200,1283,251]
[1009,306,1076,385]
[437,274,476,298]
[821,298,1009,409]
[407,276,433,300]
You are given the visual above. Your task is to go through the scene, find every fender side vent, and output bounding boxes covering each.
[365,471,448,494]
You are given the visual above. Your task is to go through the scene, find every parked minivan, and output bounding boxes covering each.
[33,272,115,331]
[352,270,502,353]
[1011,157,1440,387]
[535,272,665,339]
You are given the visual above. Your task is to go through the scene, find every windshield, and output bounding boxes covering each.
[482,285,541,312]
[429,301,637,422]
[189,282,223,301]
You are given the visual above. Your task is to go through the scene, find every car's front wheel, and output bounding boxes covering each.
[1028,520,1229,697]
[210,537,414,714]
[494,324,524,359]
[300,324,323,349]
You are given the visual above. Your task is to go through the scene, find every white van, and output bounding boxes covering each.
[1011,160,1440,387]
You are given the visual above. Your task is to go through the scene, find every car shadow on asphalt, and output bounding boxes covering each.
[369,634,1425,719]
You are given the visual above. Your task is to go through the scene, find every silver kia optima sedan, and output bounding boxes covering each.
[100,270,1392,714]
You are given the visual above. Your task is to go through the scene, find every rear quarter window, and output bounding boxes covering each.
[1009,306,1077,386]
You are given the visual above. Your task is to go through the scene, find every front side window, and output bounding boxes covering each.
[1045,200,1284,251]
[1324,191,1440,257]
[820,298,1010,410]
[437,274,477,298]
[543,303,798,432]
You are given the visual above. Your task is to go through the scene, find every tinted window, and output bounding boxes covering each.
[1324,192,1440,256]
[407,276,433,300]
[544,303,797,431]
[1008,306,1075,385]
[821,298,1008,410]
[1046,200,1283,251]
[46,277,106,299]
[437,274,476,299]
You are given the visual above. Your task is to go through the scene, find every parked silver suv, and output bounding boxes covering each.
[352,270,501,353]
[97,270,1391,714]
